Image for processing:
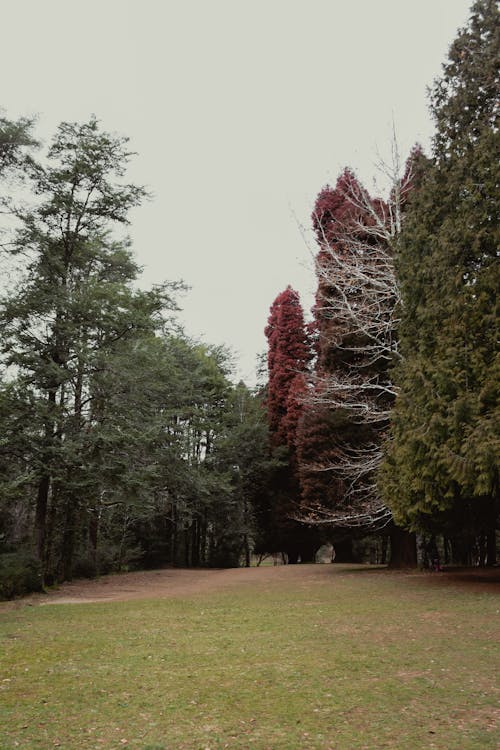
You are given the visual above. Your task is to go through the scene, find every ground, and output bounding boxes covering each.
[15,562,500,606]
[1,564,499,750]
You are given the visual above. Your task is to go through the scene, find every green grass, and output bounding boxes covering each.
[0,566,498,749]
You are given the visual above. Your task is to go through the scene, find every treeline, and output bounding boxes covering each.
[263,0,498,567]
[0,117,273,596]
[1,1,497,597]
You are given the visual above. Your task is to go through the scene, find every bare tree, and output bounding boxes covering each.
[297,140,418,532]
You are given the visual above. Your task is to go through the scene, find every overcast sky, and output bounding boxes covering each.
[2,0,472,384]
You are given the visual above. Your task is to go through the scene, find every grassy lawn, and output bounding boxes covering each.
[0,566,498,750]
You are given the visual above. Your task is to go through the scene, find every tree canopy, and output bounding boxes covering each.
[380,0,499,565]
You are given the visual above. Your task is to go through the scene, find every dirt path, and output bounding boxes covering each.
[35,564,333,604]
[1,563,495,608]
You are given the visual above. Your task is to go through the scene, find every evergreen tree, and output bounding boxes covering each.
[381,0,499,565]
[0,113,36,180]
[0,118,177,580]
[263,286,320,562]
[265,286,311,448]
[0,116,302,593]
[208,381,275,567]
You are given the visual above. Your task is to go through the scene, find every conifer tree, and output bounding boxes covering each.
[0,117,287,591]
[265,286,311,448]
[381,0,499,564]
[263,286,319,562]
[0,118,175,580]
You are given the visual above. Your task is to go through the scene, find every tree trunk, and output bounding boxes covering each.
[60,496,77,581]
[200,509,208,566]
[486,529,497,567]
[380,535,388,565]
[43,484,60,585]
[243,534,251,567]
[89,505,100,575]
[485,491,498,567]
[443,536,451,565]
[34,391,57,575]
[184,527,191,567]
[191,520,200,567]
[478,534,487,568]
[35,474,50,568]
[388,525,417,568]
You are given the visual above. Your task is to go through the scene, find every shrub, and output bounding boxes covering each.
[0,551,43,599]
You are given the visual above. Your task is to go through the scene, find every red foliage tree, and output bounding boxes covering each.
[265,286,311,450]
[296,162,418,566]
[263,286,320,562]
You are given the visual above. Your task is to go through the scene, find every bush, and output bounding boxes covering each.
[71,555,98,580]
[208,537,242,568]
[0,552,43,599]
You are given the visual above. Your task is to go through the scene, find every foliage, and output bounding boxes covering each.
[0,551,42,599]
[0,115,273,590]
[208,381,276,566]
[0,113,37,179]
[381,0,499,561]
[263,286,320,561]
[296,162,418,565]
[265,285,311,448]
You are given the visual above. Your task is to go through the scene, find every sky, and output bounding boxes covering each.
[1,0,472,384]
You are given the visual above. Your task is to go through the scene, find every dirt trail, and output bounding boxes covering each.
[36,564,331,604]
[2,564,498,608]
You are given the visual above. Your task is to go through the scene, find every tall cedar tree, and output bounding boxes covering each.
[264,286,319,562]
[381,0,499,565]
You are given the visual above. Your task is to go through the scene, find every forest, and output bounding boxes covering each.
[0,0,498,597]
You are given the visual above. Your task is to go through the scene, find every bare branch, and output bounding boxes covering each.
[298,132,412,530]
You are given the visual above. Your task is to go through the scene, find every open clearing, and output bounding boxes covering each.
[1,564,499,750]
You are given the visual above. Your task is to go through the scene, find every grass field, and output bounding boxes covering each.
[0,565,498,750]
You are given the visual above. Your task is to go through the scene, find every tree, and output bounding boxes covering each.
[296,157,419,567]
[0,113,36,180]
[86,335,256,574]
[265,286,311,448]
[208,381,275,567]
[0,117,302,593]
[0,117,177,581]
[0,113,37,283]
[263,286,320,562]
[381,0,499,565]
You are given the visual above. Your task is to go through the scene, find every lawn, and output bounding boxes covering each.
[0,565,498,750]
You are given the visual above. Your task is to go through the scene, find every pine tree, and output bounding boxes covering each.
[381,0,499,564]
